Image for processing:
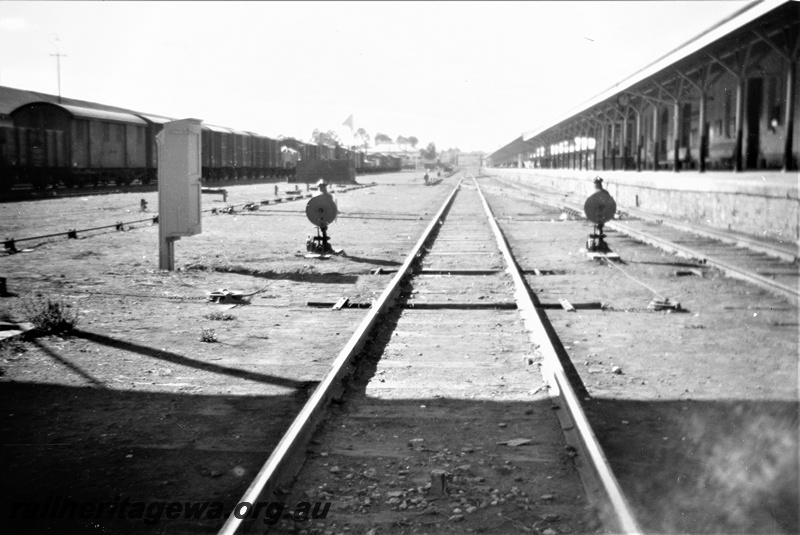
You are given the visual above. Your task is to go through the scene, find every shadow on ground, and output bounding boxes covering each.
[587,396,799,534]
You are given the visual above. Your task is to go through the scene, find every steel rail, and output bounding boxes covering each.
[536,187,800,303]
[217,176,464,535]
[2,185,374,251]
[618,205,798,263]
[496,182,799,304]
[492,178,797,262]
[207,184,375,213]
[5,217,158,246]
[472,177,643,535]
[607,219,799,303]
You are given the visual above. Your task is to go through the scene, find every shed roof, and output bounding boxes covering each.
[522,0,789,143]
[490,0,793,162]
[487,136,532,164]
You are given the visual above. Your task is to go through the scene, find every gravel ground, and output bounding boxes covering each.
[480,176,798,534]
[0,171,451,534]
[0,170,796,534]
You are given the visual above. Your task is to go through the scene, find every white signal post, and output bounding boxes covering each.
[157,118,203,270]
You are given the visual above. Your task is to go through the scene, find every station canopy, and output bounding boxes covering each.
[488,0,794,165]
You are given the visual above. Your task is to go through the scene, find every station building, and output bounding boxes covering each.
[486,0,798,244]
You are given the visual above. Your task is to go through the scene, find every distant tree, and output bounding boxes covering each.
[374,132,392,145]
[355,128,371,150]
[396,135,408,146]
[408,136,419,148]
[311,129,341,147]
[420,142,437,160]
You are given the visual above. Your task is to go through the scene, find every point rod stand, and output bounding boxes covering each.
[307,224,334,254]
[587,222,610,253]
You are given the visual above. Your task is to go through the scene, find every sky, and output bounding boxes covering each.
[0,1,750,154]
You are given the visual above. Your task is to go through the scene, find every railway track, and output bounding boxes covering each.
[1,183,372,254]
[3,171,795,534]
[1,178,355,204]
[482,177,799,306]
[219,178,640,534]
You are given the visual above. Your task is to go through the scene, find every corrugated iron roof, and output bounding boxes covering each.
[488,136,533,164]
[491,0,792,161]
[521,0,790,143]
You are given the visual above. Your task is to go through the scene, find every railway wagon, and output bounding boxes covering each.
[251,132,266,180]
[305,143,320,164]
[0,124,66,190]
[136,113,173,184]
[226,126,252,180]
[280,138,308,178]
[279,146,299,178]
[267,136,281,177]
[361,154,380,173]
[333,145,351,161]
[362,153,403,174]
[386,154,402,172]
[202,124,235,181]
[353,149,365,173]
[265,135,282,178]
[172,123,281,183]
[0,85,398,191]
[332,146,366,174]
[317,144,335,161]
[296,140,310,166]
[247,132,279,179]
[10,102,148,188]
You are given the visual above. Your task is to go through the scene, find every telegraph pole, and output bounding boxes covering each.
[50,36,66,103]
[50,52,66,103]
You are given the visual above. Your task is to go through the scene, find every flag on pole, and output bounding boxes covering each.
[342,114,354,131]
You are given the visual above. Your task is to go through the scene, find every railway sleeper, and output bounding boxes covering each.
[237,182,616,535]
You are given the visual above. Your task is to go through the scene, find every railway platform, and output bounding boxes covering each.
[488,167,799,248]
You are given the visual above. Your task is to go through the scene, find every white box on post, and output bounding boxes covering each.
[157,118,202,270]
